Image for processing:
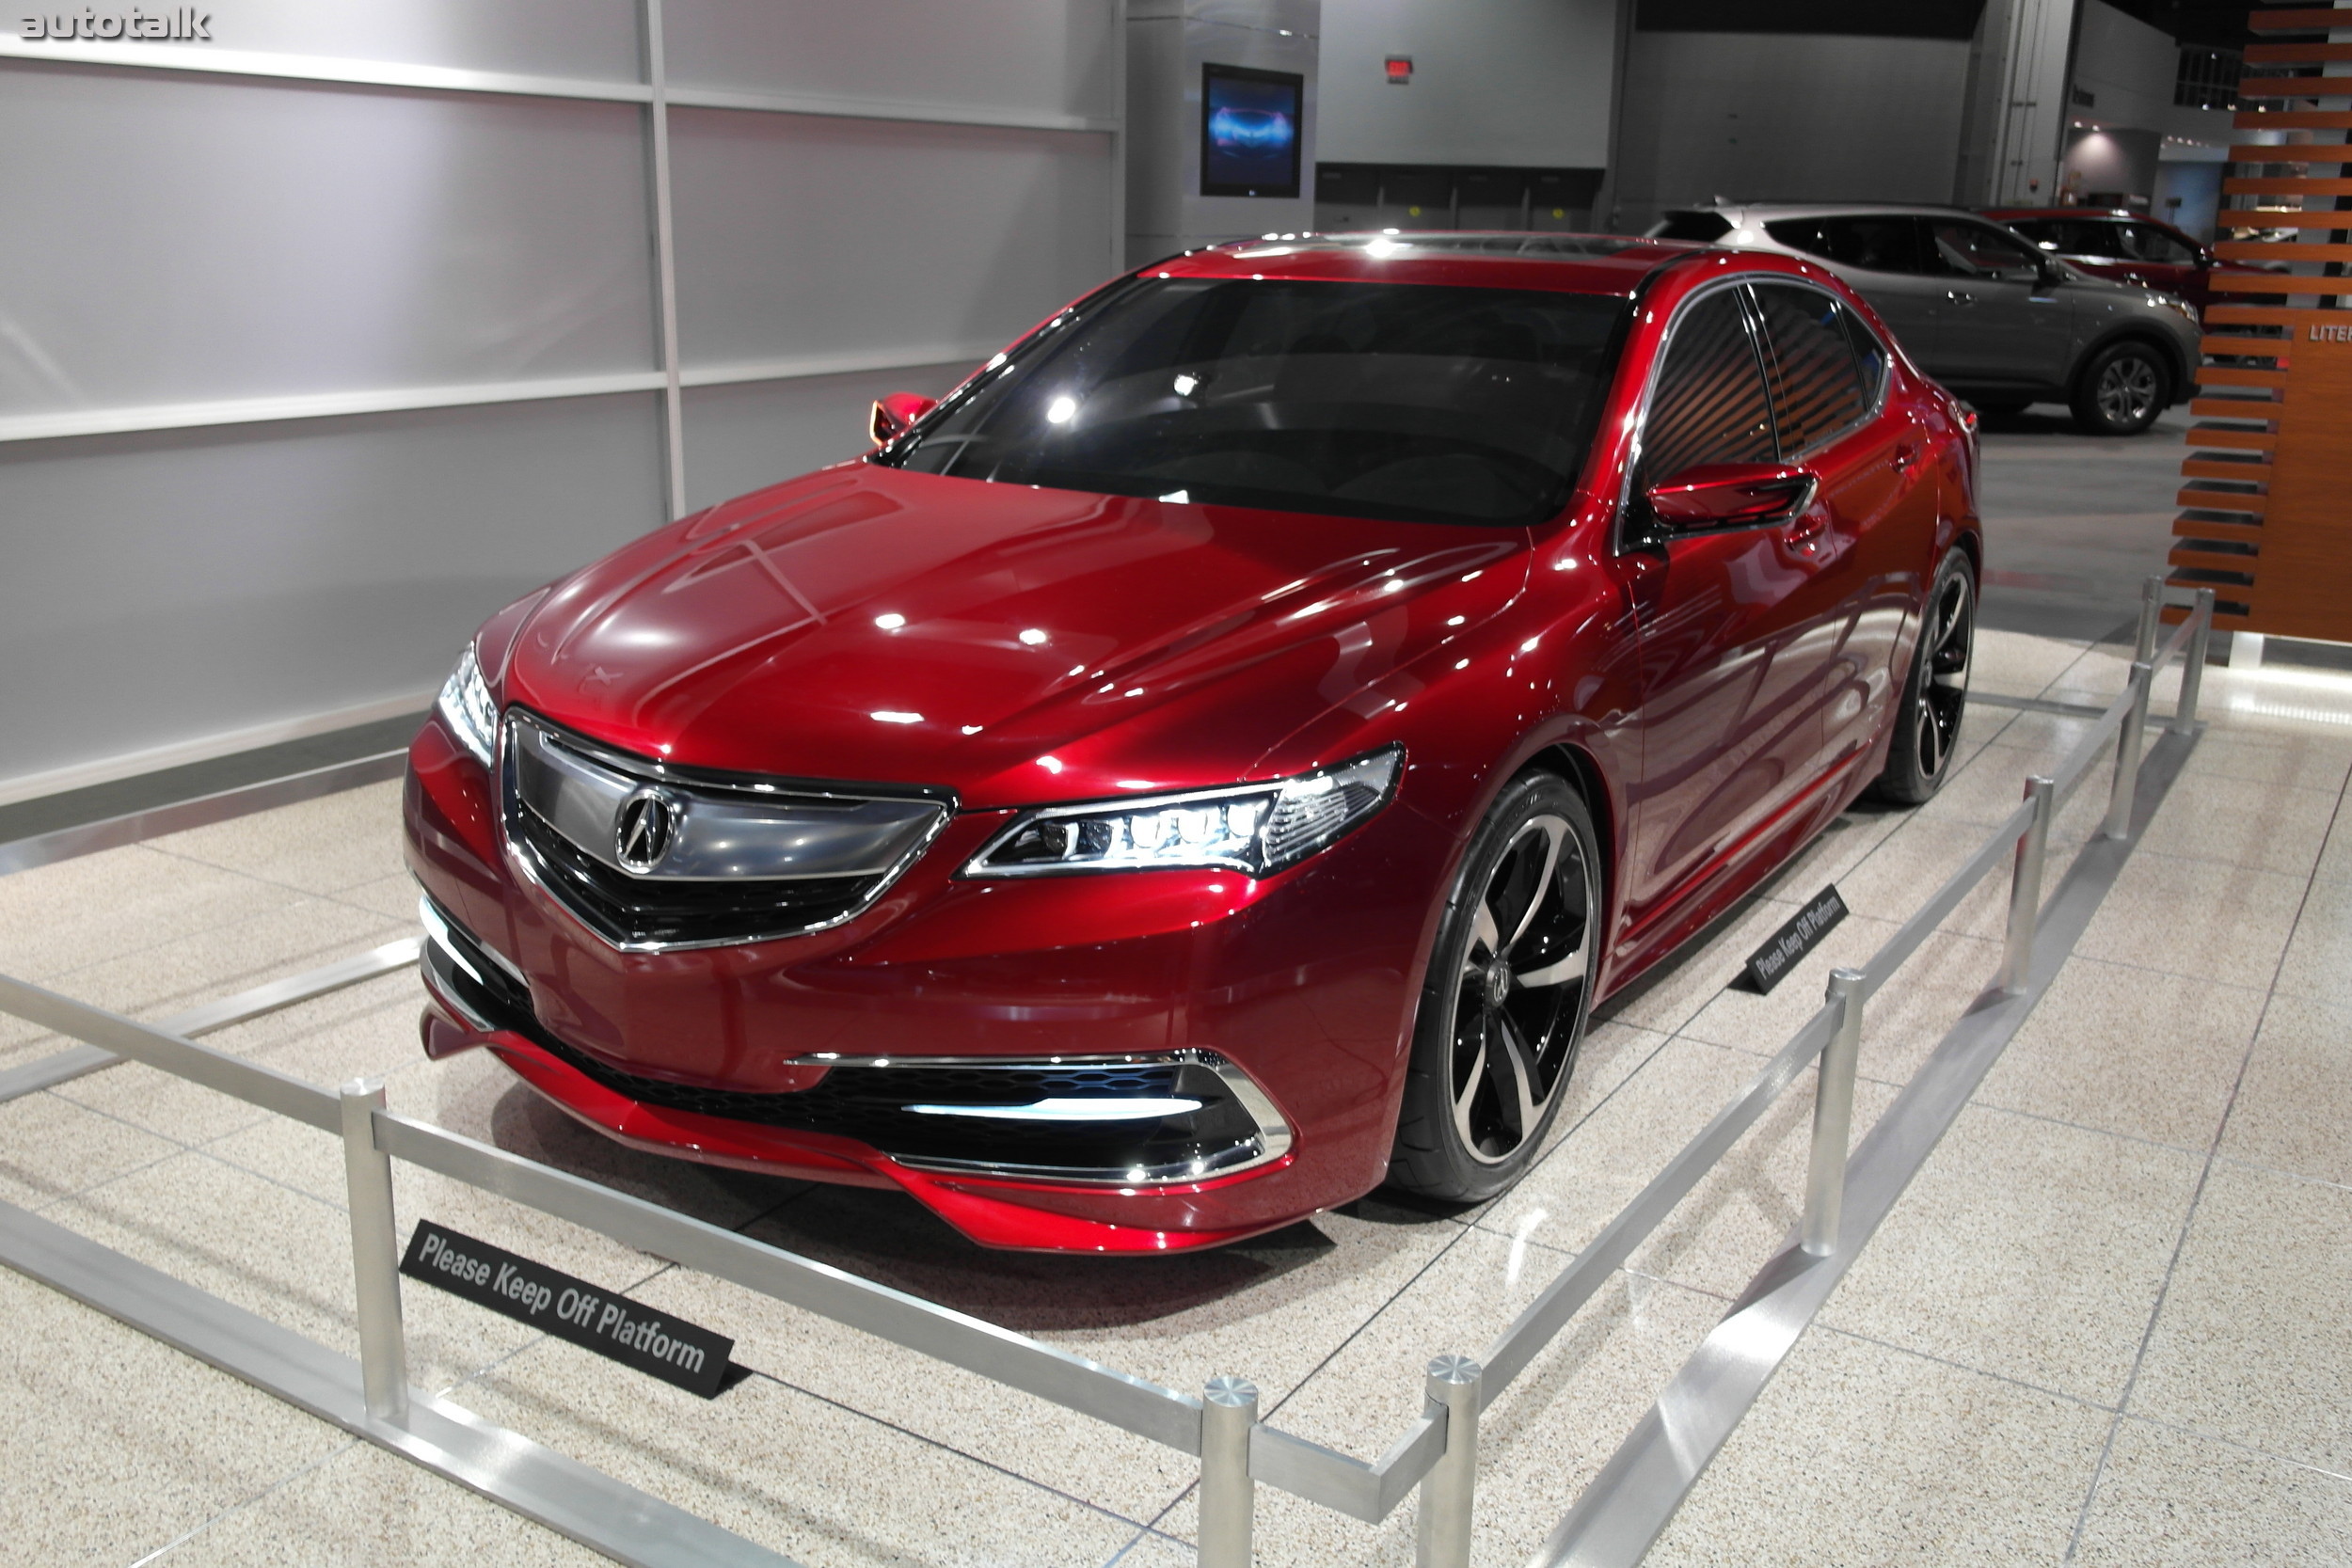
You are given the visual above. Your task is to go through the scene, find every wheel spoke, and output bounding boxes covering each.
[1451,1021,1488,1148]
[1469,900,1501,962]
[1502,818,1566,951]
[1486,1013,1540,1145]
[1917,702,1945,777]
[1514,949,1587,990]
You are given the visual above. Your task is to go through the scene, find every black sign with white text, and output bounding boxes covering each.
[400,1220,735,1399]
[1742,885,1848,995]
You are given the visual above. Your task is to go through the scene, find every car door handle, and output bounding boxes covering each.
[1781,507,1830,548]
[1892,442,1919,472]
[1945,289,1976,306]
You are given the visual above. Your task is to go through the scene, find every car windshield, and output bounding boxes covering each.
[879,277,1628,527]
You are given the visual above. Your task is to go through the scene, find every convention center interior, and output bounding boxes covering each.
[6,1,2352,1563]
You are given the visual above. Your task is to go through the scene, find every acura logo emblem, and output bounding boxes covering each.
[614,788,677,874]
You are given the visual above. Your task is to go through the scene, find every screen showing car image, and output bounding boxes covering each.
[1200,64,1303,198]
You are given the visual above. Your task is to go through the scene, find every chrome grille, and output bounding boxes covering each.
[502,710,950,950]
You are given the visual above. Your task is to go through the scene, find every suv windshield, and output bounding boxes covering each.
[880,277,1628,527]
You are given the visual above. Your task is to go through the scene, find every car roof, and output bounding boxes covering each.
[1981,207,2138,219]
[1153,231,1714,296]
[1669,202,1986,222]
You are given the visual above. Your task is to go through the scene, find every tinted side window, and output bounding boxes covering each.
[1927,220,2042,282]
[2123,222,2197,264]
[1765,216,1927,275]
[1752,283,1871,454]
[1640,288,1775,488]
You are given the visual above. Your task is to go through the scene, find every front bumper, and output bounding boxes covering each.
[403,711,1449,1252]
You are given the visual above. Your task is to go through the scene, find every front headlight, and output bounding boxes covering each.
[436,641,499,767]
[2153,293,2199,325]
[964,745,1403,879]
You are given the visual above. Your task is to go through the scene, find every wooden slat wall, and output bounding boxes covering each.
[2170,1,2352,634]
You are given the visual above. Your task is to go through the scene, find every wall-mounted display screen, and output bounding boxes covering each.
[1200,63,1303,198]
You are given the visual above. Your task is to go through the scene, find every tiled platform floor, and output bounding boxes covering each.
[4,630,2350,1566]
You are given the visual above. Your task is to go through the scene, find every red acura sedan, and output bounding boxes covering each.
[405,234,1980,1253]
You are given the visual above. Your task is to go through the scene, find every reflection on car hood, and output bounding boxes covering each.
[501,464,1527,808]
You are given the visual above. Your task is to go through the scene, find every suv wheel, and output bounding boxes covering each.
[2070,341,2169,436]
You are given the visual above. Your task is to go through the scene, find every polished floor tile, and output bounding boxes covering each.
[1648,1323,2110,1568]
[0,1268,346,1565]
[2070,1418,2352,1567]
[1822,1103,2201,1406]
[2129,1160,2352,1472]
[2271,876,2352,1012]
[2218,993,2352,1188]
[0,845,294,984]
[2073,849,2308,989]
[453,1345,1152,1568]
[146,1439,601,1567]
[0,1089,180,1212]
[1973,958,2264,1151]
[148,782,408,899]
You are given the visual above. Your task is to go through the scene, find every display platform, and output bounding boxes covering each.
[2,627,2348,1566]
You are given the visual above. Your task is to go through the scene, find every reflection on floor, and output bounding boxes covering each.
[3,630,2350,1567]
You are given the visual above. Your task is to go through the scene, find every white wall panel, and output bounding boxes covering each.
[0,2,1120,800]
[0,66,655,416]
[1319,0,1614,168]
[1613,33,1972,231]
[31,0,648,82]
[666,0,1118,121]
[668,109,1114,371]
[0,397,664,784]
[680,362,972,514]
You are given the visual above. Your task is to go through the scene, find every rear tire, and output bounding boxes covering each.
[1874,551,1976,805]
[2069,341,2170,436]
[1388,772,1600,1203]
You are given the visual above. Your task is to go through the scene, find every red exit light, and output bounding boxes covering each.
[1384,55,1412,85]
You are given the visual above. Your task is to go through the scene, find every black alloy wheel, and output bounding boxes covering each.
[1389,772,1600,1202]
[1875,552,1975,805]
[2070,341,2169,436]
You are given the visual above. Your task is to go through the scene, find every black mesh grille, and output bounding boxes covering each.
[512,804,877,948]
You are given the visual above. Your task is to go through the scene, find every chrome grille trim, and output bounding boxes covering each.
[500,709,954,952]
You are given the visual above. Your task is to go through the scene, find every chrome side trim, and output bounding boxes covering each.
[873,1048,1295,1187]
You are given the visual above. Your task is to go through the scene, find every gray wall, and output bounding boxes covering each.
[1318,0,1615,167]
[0,1,1121,802]
[1610,30,1974,232]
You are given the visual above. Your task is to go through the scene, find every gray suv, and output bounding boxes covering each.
[1650,204,2203,435]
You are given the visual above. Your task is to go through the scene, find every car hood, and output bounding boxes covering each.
[501,463,1527,808]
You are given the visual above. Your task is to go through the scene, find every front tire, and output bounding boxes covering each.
[2069,341,2170,436]
[1874,552,1976,805]
[1388,771,1600,1203]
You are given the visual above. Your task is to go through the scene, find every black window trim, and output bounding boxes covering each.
[1613,273,1782,555]
[1747,275,1893,464]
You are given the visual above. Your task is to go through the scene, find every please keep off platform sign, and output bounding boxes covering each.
[401,1220,735,1398]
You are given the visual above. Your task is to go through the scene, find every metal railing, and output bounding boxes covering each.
[0,580,2216,1567]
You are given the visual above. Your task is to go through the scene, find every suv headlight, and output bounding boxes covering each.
[964,746,1403,878]
[436,641,499,767]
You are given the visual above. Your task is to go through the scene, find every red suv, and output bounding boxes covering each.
[405,234,1981,1252]
[1982,209,2228,315]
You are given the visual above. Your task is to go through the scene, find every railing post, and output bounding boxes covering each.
[1197,1376,1258,1568]
[2174,587,2216,736]
[340,1077,409,1426]
[1999,778,2055,994]
[1802,969,1865,1258]
[2106,660,2154,839]
[2134,574,2163,664]
[1416,1354,1482,1568]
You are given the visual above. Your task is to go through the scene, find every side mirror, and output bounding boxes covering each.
[1645,463,1819,532]
[869,391,938,446]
